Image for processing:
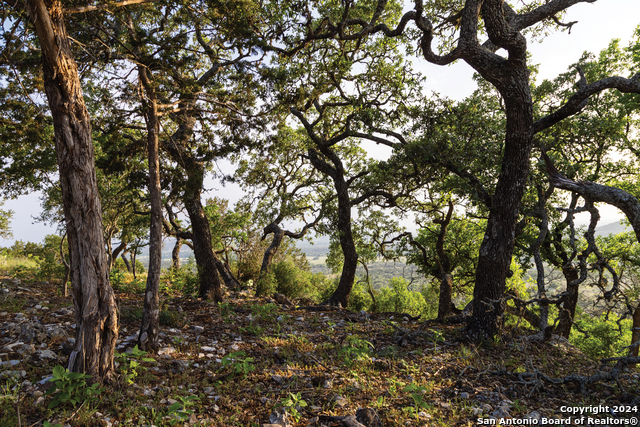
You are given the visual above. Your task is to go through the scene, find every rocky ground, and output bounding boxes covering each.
[1,276,639,427]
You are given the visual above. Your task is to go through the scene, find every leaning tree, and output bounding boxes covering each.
[2,0,118,380]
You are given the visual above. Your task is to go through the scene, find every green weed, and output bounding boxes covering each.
[219,351,255,378]
[275,392,308,422]
[45,365,102,409]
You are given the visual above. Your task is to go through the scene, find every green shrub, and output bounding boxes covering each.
[570,312,632,360]
[45,365,102,409]
[306,273,336,303]
[36,251,66,283]
[375,277,427,316]
[261,260,336,302]
[113,257,146,274]
[347,280,374,312]
[163,260,198,297]
[256,271,277,297]
[273,260,302,297]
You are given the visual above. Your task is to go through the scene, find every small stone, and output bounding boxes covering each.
[35,349,58,360]
[492,406,511,419]
[356,408,383,427]
[418,411,431,419]
[333,395,348,407]
[527,411,542,421]
[460,392,470,399]
[272,375,283,384]
[193,325,204,333]
[34,396,45,406]
[158,347,175,356]
[201,346,215,352]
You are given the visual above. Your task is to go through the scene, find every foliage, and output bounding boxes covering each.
[45,365,102,409]
[375,277,428,317]
[162,260,199,297]
[570,312,633,360]
[109,268,145,294]
[34,235,68,284]
[338,335,373,367]
[347,280,374,312]
[219,351,255,378]
[0,202,13,239]
[403,382,431,418]
[167,395,199,421]
[275,392,308,423]
[256,271,277,297]
[114,345,155,385]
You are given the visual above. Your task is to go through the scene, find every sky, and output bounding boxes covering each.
[1,0,638,247]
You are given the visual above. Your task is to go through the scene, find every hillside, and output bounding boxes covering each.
[1,277,638,427]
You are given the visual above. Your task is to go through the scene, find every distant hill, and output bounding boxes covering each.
[136,220,629,271]
[595,219,629,237]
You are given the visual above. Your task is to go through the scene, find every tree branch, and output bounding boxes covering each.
[534,73,640,133]
[64,0,156,14]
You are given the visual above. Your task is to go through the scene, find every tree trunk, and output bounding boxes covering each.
[328,178,358,307]
[631,305,640,357]
[132,251,137,279]
[182,169,224,302]
[137,64,163,352]
[468,75,534,338]
[435,201,454,322]
[59,232,70,297]
[259,222,285,279]
[437,273,454,322]
[555,264,580,338]
[110,241,127,270]
[24,0,117,381]
[172,238,183,270]
[121,251,132,272]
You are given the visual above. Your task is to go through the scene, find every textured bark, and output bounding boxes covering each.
[182,171,224,302]
[305,147,357,307]
[631,305,640,357]
[24,0,117,381]
[437,273,454,321]
[435,201,454,322]
[329,178,358,308]
[121,251,132,272]
[468,79,534,338]
[137,62,163,352]
[59,232,70,297]
[544,153,640,244]
[172,238,183,270]
[259,222,285,281]
[110,241,127,269]
[555,265,580,338]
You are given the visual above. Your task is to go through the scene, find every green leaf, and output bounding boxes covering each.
[52,365,65,378]
[168,402,183,413]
